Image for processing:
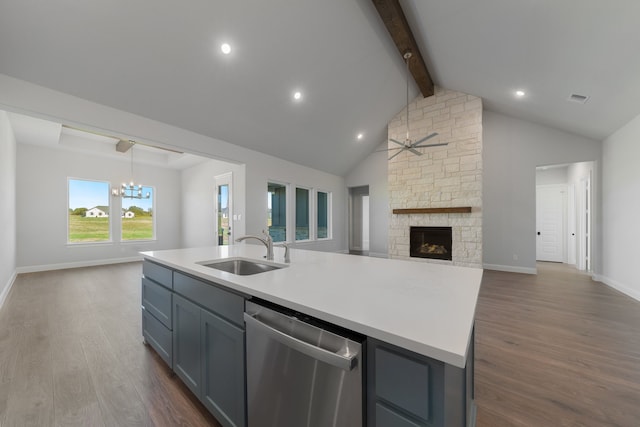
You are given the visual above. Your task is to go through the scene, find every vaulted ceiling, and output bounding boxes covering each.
[1,0,639,176]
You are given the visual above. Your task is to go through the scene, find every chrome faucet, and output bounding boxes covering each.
[275,243,290,263]
[235,230,274,260]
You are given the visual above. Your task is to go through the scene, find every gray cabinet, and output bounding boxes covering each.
[166,271,246,427]
[201,309,246,427]
[173,294,202,397]
[142,307,172,366]
[367,333,475,427]
[142,277,172,328]
[142,261,173,367]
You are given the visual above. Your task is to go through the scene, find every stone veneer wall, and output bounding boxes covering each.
[388,87,482,267]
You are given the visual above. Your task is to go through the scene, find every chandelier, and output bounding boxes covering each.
[112,142,150,199]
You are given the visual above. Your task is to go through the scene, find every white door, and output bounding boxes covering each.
[536,185,566,262]
[215,172,233,246]
[577,177,591,271]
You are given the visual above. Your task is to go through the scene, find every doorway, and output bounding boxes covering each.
[535,162,593,271]
[215,172,233,245]
[348,186,369,255]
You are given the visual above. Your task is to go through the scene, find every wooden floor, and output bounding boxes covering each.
[0,263,220,427]
[475,262,640,427]
[0,262,638,426]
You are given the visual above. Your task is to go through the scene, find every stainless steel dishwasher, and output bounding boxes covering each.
[244,300,364,427]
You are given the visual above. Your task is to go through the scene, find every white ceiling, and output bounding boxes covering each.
[1,0,639,175]
[8,112,208,170]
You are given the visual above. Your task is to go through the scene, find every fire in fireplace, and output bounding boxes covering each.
[410,226,453,261]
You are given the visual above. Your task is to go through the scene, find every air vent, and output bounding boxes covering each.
[568,93,590,104]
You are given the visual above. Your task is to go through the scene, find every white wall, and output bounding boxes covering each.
[483,111,602,274]
[0,111,17,307]
[345,141,389,257]
[0,74,348,258]
[182,159,246,248]
[16,143,182,270]
[600,113,640,301]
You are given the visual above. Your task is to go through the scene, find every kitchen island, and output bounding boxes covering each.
[140,245,482,427]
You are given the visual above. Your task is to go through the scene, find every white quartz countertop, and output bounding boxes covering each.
[141,245,482,368]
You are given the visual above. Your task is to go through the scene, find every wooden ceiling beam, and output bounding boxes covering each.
[371,0,434,98]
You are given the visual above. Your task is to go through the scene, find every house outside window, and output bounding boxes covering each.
[68,178,111,243]
[121,186,155,241]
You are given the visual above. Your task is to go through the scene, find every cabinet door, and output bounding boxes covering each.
[173,294,202,397]
[367,339,445,427]
[201,309,246,427]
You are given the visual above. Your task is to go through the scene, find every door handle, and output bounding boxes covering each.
[244,312,358,371]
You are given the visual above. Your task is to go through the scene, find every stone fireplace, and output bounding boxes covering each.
[388,87,482,268]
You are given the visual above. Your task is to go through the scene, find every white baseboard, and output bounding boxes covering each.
[0,271,17,311]
[483,263,537,275]
[369,252,389,259]
[593,274,640,302]
[15,256,143,274]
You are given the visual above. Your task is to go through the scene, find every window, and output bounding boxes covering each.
[295,187,310,241]
[267,182,287,242]
[121,186,155,241]
[68,178,111,243]
[317,191,330,239]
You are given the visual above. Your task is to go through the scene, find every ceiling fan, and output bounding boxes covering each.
[378,51,448,160]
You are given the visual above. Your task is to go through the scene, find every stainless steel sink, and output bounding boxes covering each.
[198,258,285,276]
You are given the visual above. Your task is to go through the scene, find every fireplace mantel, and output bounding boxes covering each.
[392,207,472,215]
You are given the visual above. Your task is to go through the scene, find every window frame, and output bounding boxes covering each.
[267,180,290,243]
[315,189,332,241]
[120,185,156,242]
[294,186,312,242]
[67,177,112,245]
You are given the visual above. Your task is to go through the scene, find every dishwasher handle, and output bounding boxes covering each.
[244,312,358,371]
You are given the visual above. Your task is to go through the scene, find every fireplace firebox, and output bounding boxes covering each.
[410,226,453,261]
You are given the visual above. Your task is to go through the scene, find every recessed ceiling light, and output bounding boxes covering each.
[357,133,364,140]
[515,90,526,97]
[221,43,231,54]
[293,91,302,101]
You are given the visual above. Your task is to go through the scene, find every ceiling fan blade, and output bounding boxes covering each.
[389,138,406,147]
[375,147,404,153]
[408,148,423,156]
[388,148,406,160]
[412,142,449,149]
[411,132,439,147]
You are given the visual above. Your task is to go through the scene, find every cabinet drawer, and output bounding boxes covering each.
[143,260,173,289]
[174,272,245,327]
[143,308,172,367]
[142,277,172,329]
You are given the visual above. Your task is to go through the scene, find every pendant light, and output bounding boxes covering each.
[112,142,150,199]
